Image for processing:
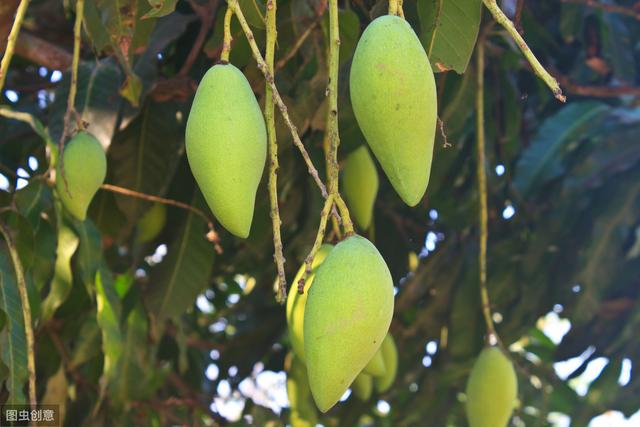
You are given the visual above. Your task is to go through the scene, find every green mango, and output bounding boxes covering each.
[350,15,437,207]
[286,244,333,361]
[185,64,267,238]
[286,353,318,427]
[351,372,373,401]
[363,346,386,377]
[341,146,378,230]
[304,235,394,412]
[136,203,166,243]
[56,131,106,221]
[466,347,518,427]
[374,333,398,393]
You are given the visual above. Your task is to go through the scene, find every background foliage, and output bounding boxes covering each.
[1,0,639,426]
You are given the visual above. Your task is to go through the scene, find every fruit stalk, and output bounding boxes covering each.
[482,0,565,102]
[475,39,497,343]
[298,194,334,293]
[59,0,85,193]
[264,0,287,303]
[0,0,31,92]
[221,6,233,62]
[227,0,328,198]
[0,222,36,409]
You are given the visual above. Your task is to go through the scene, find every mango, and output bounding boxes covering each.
[465,347,518,427]
[304,235,394,412]
[185,64,267,238]
[351,373,373,401]
[341,146,378,229]
[363,346,386,377]
[136,203,167,243]
[56,131,106,221]
[350,15,437,206]
[286,244,333,361]
[285,353,318,427]
[374,333,398,393]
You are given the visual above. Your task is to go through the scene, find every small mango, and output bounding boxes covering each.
[465,347,518,427]
[285,353,318,427]
[185,63,267,238]
[341,146,378,230]
[136,203,167,243]
[56,131,106,221]
[374,333,398,393]
[286,244,333,361]
[351,373,373,401]
[363,346,386,377]
[304,235,394,412]
[350,15,437,206]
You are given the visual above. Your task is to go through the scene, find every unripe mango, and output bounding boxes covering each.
[304,235,394,412]
[374,333,398,393]
[465,347,518,427]
[351,373,373,401]
[350,15,437,207]
[286,244,333,361]
[56,131,106,221]
[136,203,167,243]
[285,353,318,427]
[363,346,386,377]
[341,146,378,230]
[185,64,267,238]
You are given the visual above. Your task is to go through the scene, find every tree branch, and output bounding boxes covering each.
[14,32,73,70]
[0,0,31,92]
[483,0,566,102]
[556,72,640,97]
[179,0,220,76]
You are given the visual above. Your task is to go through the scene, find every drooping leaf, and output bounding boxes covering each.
[108,101,185,222]
[41,223,79,323]
[418,0,482,73]
[146,193,215,324]
[0,248,28,404]
[95,269,123,385]
[143,0,178,19]
[513,102,611,197]
[72,220,102,297]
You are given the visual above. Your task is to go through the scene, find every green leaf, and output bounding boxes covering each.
[108,101,185,222]
[0,248,28,404]
[71,220,102,297]
[95,269,123,384]
[14,180,53,226]
[50,60,124,148]
[70,317,102,368]
[41,365,68,422]
[41,223,79,323]
[119,74,143,108]
[513,102,611,197]
[146,193,215,323]
[238,0,266,29]
[418,0,482,73]
[143,0,178,19]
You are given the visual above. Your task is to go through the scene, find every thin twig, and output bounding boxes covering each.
[298,194,334,294]
[275,19,319,71]
[483,0,566,102]
[556,72,640,97]
[476,39,498,344]
[227,0,328,198]
[100,184,222,253]
[264,0,287,304]
[179,0,220,76]
[562,0,640,20]
[0,0,31,92]
[0,222,37,409]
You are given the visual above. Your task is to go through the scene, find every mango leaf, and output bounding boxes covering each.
[513,102,611,197]
[143,0,178,19]
[49,60,123,149]
[238,0,266,29]
[71,220,102,297]
[95,269,123,385]
[146,193,215,324]
[41,223,79,323]
[0,248,28,404]
[41,365,68,422]
[418,0,482,73]
[108,101,185,222]
[70,317,102,368]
